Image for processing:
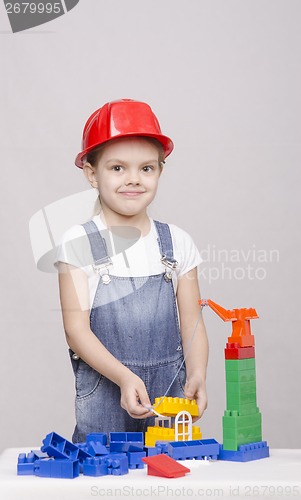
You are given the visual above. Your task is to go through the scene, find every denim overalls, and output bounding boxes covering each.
[70,220,186,443]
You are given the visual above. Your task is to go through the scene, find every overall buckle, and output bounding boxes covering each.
[161,255,178,282]
[92,259,113,285]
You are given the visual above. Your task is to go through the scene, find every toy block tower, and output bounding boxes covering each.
[201,299,269,461]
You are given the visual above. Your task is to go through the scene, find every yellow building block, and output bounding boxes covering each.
[153,396,199,417]
[145,425,202,447]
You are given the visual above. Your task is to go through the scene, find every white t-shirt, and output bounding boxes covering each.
[55,216,202,307]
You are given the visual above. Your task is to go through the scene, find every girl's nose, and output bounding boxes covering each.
[125,170,141,185]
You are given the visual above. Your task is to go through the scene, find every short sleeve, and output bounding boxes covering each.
[54,224,93,270]
[169,224,202,277]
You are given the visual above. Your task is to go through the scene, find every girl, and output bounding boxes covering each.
[56,99,208,443]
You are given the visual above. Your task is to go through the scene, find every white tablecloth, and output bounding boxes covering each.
[0,447,300,499]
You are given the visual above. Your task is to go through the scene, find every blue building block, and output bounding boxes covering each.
[167,439,220,460]
[106,453,129,475]
[143,446,159,457]
[41,432,80,460]
[86,433,107,446]
[155,441,169,455]
[34,458,80,478]
[109,432,144,452]
[17,452,36,475]
[17,450,49,476]
[83,456,109,476]
[74,442,88,451]
[218,441,269,462]
[87,441,108,456]
[31,450,49,460]
[127,451,146,469]
[41,432,91,465]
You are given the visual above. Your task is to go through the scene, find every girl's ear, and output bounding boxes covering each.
[159,161,165,176]
[83,162,98,188]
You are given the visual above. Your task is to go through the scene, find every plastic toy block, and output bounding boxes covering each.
[223,426,262,445]
[142,454,190,478]
[223,410,262,450]
[145,426,175,447]
[223,410,261,427]
[153,396,199,417]
[17,450,49,475]
[200,299,257,347]
[223,433,262,451]
[226,368,255,383]
[218,441,269,462]
[167,439,220,460]
[17,452,36,475]
[87,441,108,456]
[225,359,256,371]
[34,458,80,478]
[41,432,92,469]
[143,446,159,457]
[155,441,170,454]
[127,451,146,469]
[32,450,49,459]
[145,424,202,447]
[227,390,257,406]
[41,432,80,460]
[106,453,129,475]
[109,432,144,452]
[226,380,257,394]
[83,456,109,476]
[86,432,107,446]
[225,343,255,360]
[226,401,259,416]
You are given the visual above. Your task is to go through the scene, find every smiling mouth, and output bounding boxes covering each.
[119,191,146,196]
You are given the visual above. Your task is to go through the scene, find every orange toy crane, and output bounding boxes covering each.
[199,299,258,347]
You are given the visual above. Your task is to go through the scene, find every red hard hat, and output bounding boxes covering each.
[75,99,174,168]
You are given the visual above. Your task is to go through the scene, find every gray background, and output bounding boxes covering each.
[0,0,300,453]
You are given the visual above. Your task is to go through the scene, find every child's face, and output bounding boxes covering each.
[89,137,162,218]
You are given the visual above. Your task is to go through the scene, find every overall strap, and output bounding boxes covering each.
[154,220,178,281]
[82,220,112,284]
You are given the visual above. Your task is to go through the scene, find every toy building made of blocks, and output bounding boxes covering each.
[145,423,202,447]
[201,298,269,462]
[145,396,202,447]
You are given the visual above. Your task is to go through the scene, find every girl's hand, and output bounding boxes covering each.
[184,376,208,421]
[119,372,154,419]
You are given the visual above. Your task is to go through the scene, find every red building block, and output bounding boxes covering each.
[142,455,190,478]
[225,343,255,359]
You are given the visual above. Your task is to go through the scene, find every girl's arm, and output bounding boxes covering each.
[177,267,209,418]
[58,262,153,419]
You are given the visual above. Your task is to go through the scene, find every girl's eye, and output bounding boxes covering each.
[142,165,154,172]
[112,165,123,172]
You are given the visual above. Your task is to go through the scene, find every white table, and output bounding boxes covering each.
[0,447,300,499]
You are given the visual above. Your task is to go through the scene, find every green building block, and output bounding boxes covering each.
[225,359,255,371]
[223,410,261,427]
[226,381,257,393]
[226,369,256,383]
[227,390,256,406]
[228,403,260,415]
